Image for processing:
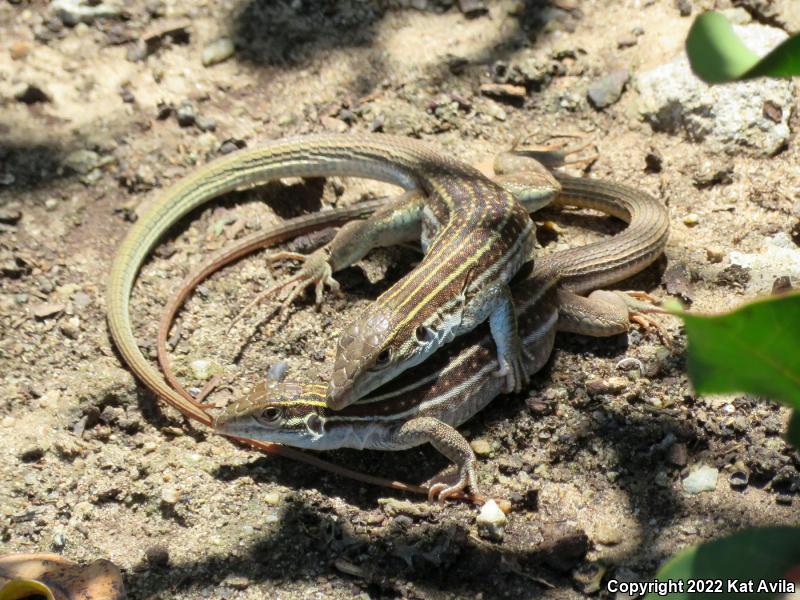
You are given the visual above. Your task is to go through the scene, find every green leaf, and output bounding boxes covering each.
[645,526,800,600]
[676,293,800,410]
[686,11,800,83]
[788,410,800,450]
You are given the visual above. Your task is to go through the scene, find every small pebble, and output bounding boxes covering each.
[587,69,629,109]
[38,278,54,294]
[223,574,251,590]
[683,213,700,226]
[32,302,65,319]
[160,486,180,505]
[195,115,216,132]
[320,115,348,132]
[0,207,22,224]
[262,491,281,505]
[667,442,688,467]
[706,246,724,263]
[482,101,507,121]
[675,0,691,17]
[176,102,196,127]
[682,465,718,494]
[479,83,526,100]
[10,41,30,60]
[219,140,242,154]
[585,376,628,396]
[470,439,492,457]
[73,291,91,309]
[59,320,81,339]
[44,198,59,211]
[202,37,235,67]
[476,499,507,541]
[63,149,99,175]
[190,359,213,380]
[594,523,623,546]
[729,462,749,489]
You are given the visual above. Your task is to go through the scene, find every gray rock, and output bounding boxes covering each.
[63,149,99,175]
[637,24,793,155]
[195,115,217,132]
[0,207,22,225]
[587,69,629,109]
[176,102,195,127]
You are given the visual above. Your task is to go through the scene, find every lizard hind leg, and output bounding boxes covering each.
[557,288,672,346]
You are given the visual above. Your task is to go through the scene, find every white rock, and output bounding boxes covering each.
[476,499,508,541]
[682,465,719,495]
[202,38,235,67]
[730,233,800,293]
[637,24,793,155]
[190,359,214,381]
[160,486,180,504]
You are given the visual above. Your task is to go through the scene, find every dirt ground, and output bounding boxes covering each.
[2,0,799,598]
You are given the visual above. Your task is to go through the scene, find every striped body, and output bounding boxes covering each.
[214,176,671,482]
[106,134,535,424]
[328,171,535,408]
[218,283,558,451]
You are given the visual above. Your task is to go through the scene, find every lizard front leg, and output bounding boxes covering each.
[461,283,531,394]
[232,190,425,325]
[391,416,478,504]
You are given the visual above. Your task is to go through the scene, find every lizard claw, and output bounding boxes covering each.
[494,348,530,394]
[615,290,672,347]
[427,466,477,505]
[631,312,672,348]
[228,248,340,330]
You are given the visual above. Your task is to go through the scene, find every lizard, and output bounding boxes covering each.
[106,133,561,420]
[179,174,671,502]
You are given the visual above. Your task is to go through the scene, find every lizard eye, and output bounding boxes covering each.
[259,407,282,423]
[375,349,392,366]
[415,325,435,344]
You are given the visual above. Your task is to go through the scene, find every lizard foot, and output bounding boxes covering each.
[228,248,340,331]
[615,290,672,347]
[494,349,530,394]
[427,465,478,505]
[631,312,672,347]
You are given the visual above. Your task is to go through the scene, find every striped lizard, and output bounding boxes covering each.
[202,175,670,502]
[106,134,558,419]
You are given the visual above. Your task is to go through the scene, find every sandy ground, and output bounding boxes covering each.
[1,0,799,598]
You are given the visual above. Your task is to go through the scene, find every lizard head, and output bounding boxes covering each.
[328,306,439,410]
[213,380,331,447]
